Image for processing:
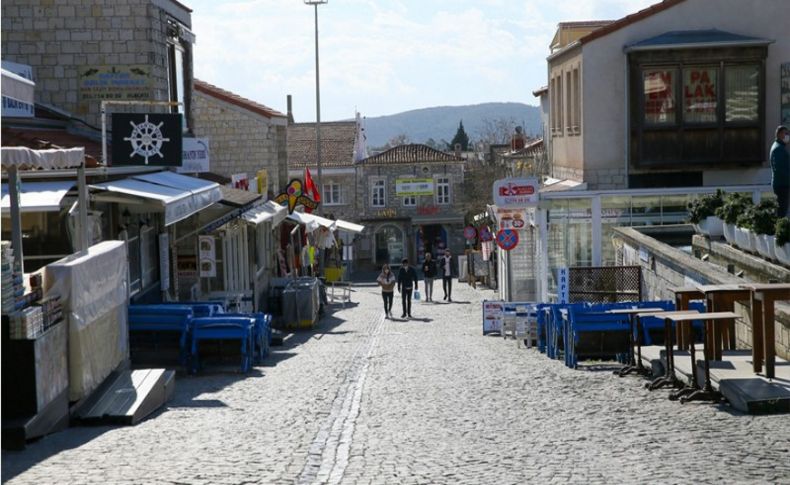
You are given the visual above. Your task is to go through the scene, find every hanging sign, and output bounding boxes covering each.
[396,178,434,196]
[198,235,216,278]
[496,207,528,229]
[176,137,210,173]
[273,179,318,213]
[463,226,477,240]
[493,177,539,207]
[495,228,519,251]
[111,113,183,166]
[482,300,505,335]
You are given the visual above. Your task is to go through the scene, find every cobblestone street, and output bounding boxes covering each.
[3,279,790,484]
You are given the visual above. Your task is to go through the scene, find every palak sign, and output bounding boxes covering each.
[396,178,433,196]
[492,177,539,207]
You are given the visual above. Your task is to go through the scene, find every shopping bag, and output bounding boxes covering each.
[413,289,421,300]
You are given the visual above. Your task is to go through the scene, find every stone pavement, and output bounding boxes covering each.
[3,279,790,484]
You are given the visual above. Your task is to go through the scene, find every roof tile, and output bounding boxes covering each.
[287,121,357,168]
[358,144,463,165]
[194,79,286,119]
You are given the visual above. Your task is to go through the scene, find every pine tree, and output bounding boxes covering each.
[450,121,469,151]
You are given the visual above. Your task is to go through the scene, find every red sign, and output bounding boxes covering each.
[463,226,477,240]
[416,205,440,215]
[498,184,534,197]
[496,229,519,251]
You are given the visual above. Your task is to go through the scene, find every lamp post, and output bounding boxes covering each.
[304,0,327,218]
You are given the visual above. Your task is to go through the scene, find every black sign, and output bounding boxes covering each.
[111,113,183,166]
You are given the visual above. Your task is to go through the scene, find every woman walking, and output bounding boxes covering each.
[376,264,396,319]
[421,251,437,302]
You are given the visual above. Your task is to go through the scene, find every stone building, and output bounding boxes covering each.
[192,79,288,196]
[1,0,195,135]
[355,144,466,269]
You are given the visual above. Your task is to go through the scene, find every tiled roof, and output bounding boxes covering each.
[558,20,614,29]
[2,126,102,163]
[287,121,357,168]
[358,144,463,165]
[194,79,286,119]
[532,85,548,97]
[579,0,687,44]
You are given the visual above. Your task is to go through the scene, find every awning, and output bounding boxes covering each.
[1,146,84,170]
[1,68,35,118]
[1,180,75,214]
[287,211,365,234]
[90,171,222,226]
[242,200,288,227]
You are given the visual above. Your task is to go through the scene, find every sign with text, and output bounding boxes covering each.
[557,267,569,303]
[2,60,35,118]
[493,177,539,207]
[231,173,249,191]
[495,207,528,229]
[176,138,210,173]
[198,235,216,278]
[111,113,183,166]
[396,178,433,196]
[79,65,151,103]
[482,300,505,335]
[683,67,717,123]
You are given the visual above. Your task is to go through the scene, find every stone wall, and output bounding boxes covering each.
[192,91,287,195]
[1,0,187,129]
[613,226,790,360]
[552,164,583,183]
[584,167,627,190]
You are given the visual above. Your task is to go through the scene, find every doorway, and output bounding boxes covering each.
[415,224,447,262]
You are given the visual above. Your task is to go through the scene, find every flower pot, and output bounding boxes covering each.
[696,216,724,238]
[734,226,756,252]
[723,223,736,245]
[755,234,773,259]
[766,235,778,261]
[775,241,790,267]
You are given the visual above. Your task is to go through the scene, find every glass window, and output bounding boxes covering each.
[435,177,450,205]
[683,66,718,123]
[371,178,386,207]
[375,224,403,265]
[566,71,572,132]
[573,68,581,132]
[725,64,759,122]
[643,69,675,124]
[323,181,342,205]
[402,195,416,207]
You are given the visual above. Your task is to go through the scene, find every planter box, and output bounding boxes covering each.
[775,241,790,267]
[694,216,724,238]
[723,222,737,245]
[735,226,756,252]
[755,234,775,260]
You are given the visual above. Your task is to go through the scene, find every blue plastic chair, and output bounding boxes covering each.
[128,305,194,365]
[190,316,255,373]
[566,307,631,368]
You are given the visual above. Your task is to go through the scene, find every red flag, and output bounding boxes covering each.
[304,167,321,203]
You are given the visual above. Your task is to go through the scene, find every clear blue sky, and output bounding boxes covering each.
[187,0,657,122]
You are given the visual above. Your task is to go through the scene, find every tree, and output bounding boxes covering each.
[450,121,469,151]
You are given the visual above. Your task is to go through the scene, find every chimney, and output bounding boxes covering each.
[286,94,294,124]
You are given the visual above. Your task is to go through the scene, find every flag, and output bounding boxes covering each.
[304,167,320,213]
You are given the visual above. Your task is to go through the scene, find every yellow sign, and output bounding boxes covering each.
[396,178,434,196]
[256,169,268,195]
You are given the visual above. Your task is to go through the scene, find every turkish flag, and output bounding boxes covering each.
[304,167,321,213]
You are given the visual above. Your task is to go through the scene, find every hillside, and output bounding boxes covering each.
[359,102,542,149]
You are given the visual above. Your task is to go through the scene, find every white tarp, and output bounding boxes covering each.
[1,180,75,214]
[1,146,84,169]
[242,200,287,227]
[44,240,129,402]
[287,211,364,234]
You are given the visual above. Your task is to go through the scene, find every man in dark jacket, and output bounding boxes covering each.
[421,251,437,302]
[438,248,456,302]
[771,125,790,217]
[397,258,418,318]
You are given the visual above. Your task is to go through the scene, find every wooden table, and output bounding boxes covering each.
[740,283,790,379]
[605,307,665,377]
[671,287,704,349]
[695,285,751,361]
[663,311,741,403]
[641,310,701,391]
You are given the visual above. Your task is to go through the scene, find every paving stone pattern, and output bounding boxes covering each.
[3,281,790,484]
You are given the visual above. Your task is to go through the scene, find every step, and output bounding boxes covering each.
[76,369,175,425]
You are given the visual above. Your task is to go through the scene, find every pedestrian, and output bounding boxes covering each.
[439,248,456,302]
[376,264,396,319]
[397,258,418,319]
[771,125,790,217]
[421,251,437,302]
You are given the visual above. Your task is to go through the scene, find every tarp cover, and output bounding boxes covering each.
[242,200,288,227]
[1,180,75,214]
[287,211,364,234]
[44,240,129,402]
[1,68,34,102]
[1,146,84,169]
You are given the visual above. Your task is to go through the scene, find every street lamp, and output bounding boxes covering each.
[304,0,327,218]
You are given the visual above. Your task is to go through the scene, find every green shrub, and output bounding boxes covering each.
[715,192,753,225]
[751,198,778,235]
[687,189,724,224]
[776,218,790,246]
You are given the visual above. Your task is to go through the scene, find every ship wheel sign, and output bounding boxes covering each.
[495,228,519,251]
[111,113,183,166]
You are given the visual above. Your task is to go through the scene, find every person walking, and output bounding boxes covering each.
[397,258,418,319]
[421,251,437,302]
[439,248,456,302]
[771,125,790,217]
[376,264,396,319]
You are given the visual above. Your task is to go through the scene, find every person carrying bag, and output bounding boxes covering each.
[376,264,396,319]
[421,251,436,302]
[397,258,418,319]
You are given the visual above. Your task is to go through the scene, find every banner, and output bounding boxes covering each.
[111,113,183,166]
[177,138,210,173]
[396,178,434,196]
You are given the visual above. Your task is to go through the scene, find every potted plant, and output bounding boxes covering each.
[715,192,753,247]
[687,189,724,237]
[775,217,790,266]
[735,206,757,252]
[751,199,778,260]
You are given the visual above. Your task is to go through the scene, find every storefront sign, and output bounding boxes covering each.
[176,138,210,173]
[198,235,216,278]
[79,65,151,103]
[495,229,519,251]
[274,179,318,213]
[782,63,790,124]
[557,267,569,303]
[396,178,433,196]
[482,300,505,334]
[375,208,397,218]
[1,96,34,118]
[493,177,539,207]
[2,60,35,118]
[463,226,477,240]
[159,233,170,291]
[683,67,717,122]
[111,113,183,166]
[416,205,440,216]
[496,207,528,230]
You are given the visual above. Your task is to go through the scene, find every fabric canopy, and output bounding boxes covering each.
[1,180,75,214]
[1,146,85,170]
[1,68,34,104]
[287,211,365,234]
[241,200,287,227]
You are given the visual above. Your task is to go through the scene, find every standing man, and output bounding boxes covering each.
[397,258,418,319]
[439,248,455,302]
[771,125,790,217]
[421,251,437,302]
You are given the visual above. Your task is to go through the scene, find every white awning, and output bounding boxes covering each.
[241,200,287,227]
[1,180,75,214]
[90,171,222,226]
[1,68,34,104]
[287,211,365,234]
[1,146,84,170]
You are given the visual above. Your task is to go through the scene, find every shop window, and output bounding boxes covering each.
[323,181,343,205]
[402,195,416,207]
[725,64,759,122]
[683,66,718,124]
[371,178,386,208]
[643,69,676,125]
[435,176,450,205]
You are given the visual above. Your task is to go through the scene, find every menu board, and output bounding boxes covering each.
[482,300,505,335]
